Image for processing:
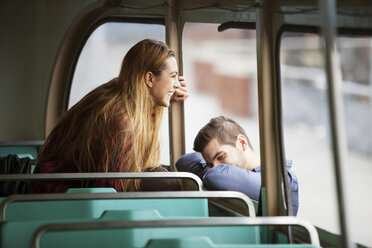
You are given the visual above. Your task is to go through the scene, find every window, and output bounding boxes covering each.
[338,35,372,247]
[68,22,170,165]
[182,23,260,153]
[280,31,339,234]
[280,32,372,247]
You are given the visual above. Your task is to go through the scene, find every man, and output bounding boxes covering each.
[176,116,299,215]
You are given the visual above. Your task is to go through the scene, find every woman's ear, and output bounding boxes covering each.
[144,71,154,88]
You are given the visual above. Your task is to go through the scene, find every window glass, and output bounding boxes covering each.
[338,35,372,247]
[280,31,340,235]
[68,22,170,165]
[281,32,372,247]
[182,23,260,154]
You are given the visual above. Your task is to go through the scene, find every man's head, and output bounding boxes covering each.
[194,116,258,170]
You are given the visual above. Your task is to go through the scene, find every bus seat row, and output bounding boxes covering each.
[0,189,256,248]
[0,141,43,190]
[1,190,217,221]
[0,170,205,197]
[31,216,319,248]
[0,173,249,246]
[0,160,320,248]
[0,188,255,220]
[0,140,43,170]
[0,146,38,160]
[0,187,320,248]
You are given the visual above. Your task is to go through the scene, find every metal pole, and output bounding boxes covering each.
[318,1,354,247]
[369,40,372,143]
[165,0,186,170]
[256,0,283,217]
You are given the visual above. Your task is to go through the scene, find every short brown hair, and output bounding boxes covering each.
[193,116,253,153]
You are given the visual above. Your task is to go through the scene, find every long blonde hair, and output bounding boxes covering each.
[38,39,175,191]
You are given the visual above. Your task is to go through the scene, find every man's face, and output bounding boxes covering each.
[202,137,246,168]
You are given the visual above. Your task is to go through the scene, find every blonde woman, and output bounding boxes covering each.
[30,39,188,193]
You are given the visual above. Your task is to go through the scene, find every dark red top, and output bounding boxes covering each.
[29,111,181,193]
[29,160,123,193]
[29,162,181,193]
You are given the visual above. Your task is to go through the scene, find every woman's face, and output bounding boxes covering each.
[148,57,180,107]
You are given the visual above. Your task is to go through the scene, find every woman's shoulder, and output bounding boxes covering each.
[34,159,77,174]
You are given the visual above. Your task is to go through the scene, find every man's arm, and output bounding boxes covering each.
[176,152,299,215]
[176,152,261,200]
[203,163,261,201]
[205,160,299,216]
[175,152,210,179]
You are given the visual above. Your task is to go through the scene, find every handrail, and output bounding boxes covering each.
[0,171,202,191]
[0,140,44,146]
[0,171,200,183]
[30,216,320,248]
[0,191,256,222]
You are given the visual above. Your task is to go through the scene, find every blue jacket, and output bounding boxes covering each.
[176,152,299,216]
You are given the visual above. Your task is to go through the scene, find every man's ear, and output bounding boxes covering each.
[236,134,248,151]
[144,71,154,88]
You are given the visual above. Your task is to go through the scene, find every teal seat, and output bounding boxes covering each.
[0,144,41,173]
[32,217,319,248]
[1,190,318,248]
[0,141,43,173]
[38,219,260,248]
[3,189,209,221]
[1,190,258,248]
[0,146,38,160]
[1,211,261,248]
[1,209,217,248]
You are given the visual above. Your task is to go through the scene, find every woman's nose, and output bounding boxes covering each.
[174,78,180,88]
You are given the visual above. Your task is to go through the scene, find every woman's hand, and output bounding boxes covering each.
[171,76,189,102]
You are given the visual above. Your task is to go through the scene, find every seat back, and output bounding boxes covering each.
[1,190,222,221]
[1,209,167,248]
[31,217,320,248]
[0,190,256,248]
[0,140,43,173]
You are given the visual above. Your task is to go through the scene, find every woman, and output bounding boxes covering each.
[30,39,189,193]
